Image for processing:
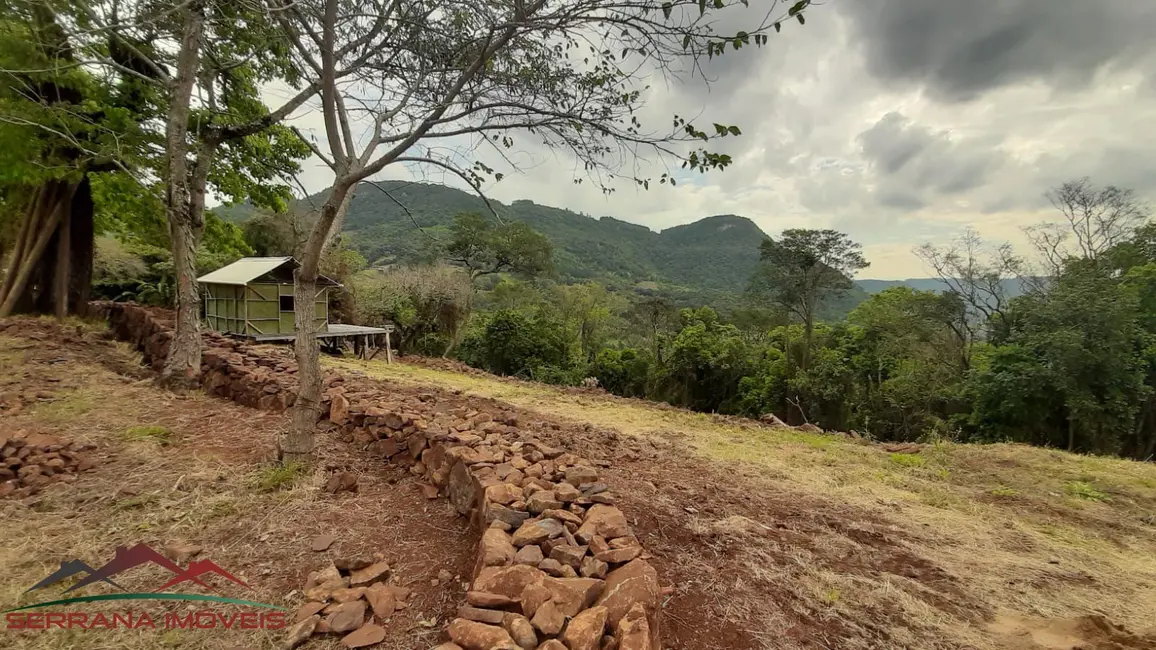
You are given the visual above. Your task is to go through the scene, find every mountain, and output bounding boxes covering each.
[855,278,1029,300]
[224,181,787,305]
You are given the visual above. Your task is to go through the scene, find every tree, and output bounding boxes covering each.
[2,1,316,386]
[445,212,553,282]
[914,228,1024,350]
[1027,177,1150,274]
[278,0,816,462]
[748,229,868,369]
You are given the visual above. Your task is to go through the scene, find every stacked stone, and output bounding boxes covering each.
[0,431,96,498]
[96,301,175,371]
[96,303,664,649]
[322,375,664,649]
[283,557,407,649]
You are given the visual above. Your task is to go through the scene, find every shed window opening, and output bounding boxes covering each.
[279,295,294,312]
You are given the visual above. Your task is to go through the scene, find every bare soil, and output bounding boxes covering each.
[3,316,1155,650]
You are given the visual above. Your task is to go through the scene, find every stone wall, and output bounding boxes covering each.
[96,302,663,650]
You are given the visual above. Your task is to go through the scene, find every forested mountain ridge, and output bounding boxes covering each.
[221,181,893,310]
[220,181,774,294]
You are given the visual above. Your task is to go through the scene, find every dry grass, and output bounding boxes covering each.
[0,328,473,650]
[334,355,1156,648]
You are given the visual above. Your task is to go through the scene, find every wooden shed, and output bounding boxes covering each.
[197,256,339,337]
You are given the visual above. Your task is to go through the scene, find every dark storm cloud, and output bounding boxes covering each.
[841,0,1156,101]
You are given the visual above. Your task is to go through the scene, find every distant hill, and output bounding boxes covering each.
[855,278,1029,299]
[222,181,801,306]
[232,181,1055,315]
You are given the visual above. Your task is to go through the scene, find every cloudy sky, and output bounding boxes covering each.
[283,0,1156,280]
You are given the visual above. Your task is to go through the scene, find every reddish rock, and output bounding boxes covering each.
[514,544,544,566]
[163,542,202,564]
[364,583,396,618]
[473,565,547,599]
[311,534,335,552]
[466,591,517,608]
[512,518,565,547]
[459,605,507,625]
[350,561,390,586]
[294,601,326,622]
[283,614,319,649]
[330,587,367,603]
[477,527,517,571]
[530,599,565,637]
[519,583,552,619]
[561,606,608,650]
[580,557,609,579]
[342,622,386,648]
[596,560,660,643]
[544,577,604,617]
[576,506,629,542]
[447,618,520,650]
[564,466,599,486]
[502,613,537,650]
[325,600,366,634]
[615,603,652,650]
[549,544,588,570]
[330,393,350,425]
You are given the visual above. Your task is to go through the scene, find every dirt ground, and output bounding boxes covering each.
[0,317,475,650]
[3,317,1156,650]
[333,356,1156,650]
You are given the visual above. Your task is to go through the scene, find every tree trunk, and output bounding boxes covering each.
[284,272,321,463]
[0,182,78,317]
[159,4,206,388]
[285,183,352,463]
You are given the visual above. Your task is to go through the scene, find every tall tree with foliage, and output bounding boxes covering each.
[749,229,868,369]
[277,0,816,462]
[3,1,315,386]
[445,212,553,282]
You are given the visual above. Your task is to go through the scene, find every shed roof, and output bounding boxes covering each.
[196,257,340,286]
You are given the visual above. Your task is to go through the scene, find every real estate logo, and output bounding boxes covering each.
[4,543,286,631]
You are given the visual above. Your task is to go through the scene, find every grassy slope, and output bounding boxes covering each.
[330,356,1156,646]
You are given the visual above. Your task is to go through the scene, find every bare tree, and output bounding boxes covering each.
[915,228,1026,352]
[1027,177,1150,274]
[273,0,816,462]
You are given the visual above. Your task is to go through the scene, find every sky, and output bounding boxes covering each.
[279,0,1156,280]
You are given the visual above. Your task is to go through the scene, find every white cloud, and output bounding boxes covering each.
[255,0,1156,280]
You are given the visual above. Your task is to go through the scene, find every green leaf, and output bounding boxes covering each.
[699,0,706,15]
[774,22,782,33]
[797,13,805,25]
[662,2,672,19]
[727,125,741,136]
[682,34,691,50]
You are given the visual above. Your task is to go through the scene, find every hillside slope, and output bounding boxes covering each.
[330,353,1156,650]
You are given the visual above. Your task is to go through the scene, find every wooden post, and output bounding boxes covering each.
[385,328,393,364]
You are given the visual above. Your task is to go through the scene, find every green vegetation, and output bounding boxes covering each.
[248,462,308,493]
[1065,481,1109,502]
[120,425,172,445]
[222,182,872,316]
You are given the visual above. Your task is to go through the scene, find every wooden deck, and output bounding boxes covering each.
[244,323,390,342]
[239,323,395,361]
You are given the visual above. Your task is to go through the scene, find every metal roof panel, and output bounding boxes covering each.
[196,257,293,285]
